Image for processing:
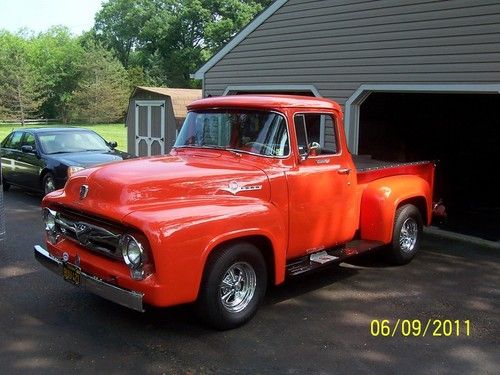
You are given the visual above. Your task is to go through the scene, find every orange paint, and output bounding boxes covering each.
[42,95,434,308]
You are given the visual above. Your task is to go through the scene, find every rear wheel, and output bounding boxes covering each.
[2,180,10,191]
[197,242,267,330]
[42,173,55,195]
[388,204,423,264]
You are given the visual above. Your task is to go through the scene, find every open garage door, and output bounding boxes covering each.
[358,93,499,241]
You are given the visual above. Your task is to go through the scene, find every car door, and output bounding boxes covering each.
[16,132,44,189]
[1,131,24,185]
[285,112,357,260]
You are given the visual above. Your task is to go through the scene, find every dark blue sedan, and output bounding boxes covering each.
[1,128,133,195]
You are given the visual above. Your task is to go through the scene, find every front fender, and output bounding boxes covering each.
[122,197,287,306]
[360,175,432,243]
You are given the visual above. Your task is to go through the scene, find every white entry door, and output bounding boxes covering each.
[135,100,165,156]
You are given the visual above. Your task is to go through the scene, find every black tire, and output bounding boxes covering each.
[388,204,423,265]
[2,180,10,192]
[197,242,267,330]
[42,173,56,195]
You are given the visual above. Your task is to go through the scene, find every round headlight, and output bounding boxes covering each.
[121,235,144,269]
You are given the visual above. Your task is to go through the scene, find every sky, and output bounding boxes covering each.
[0,0,104,35]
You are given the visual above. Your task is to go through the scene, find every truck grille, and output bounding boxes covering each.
[55,210,122,260]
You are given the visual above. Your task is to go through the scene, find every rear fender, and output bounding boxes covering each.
[360,175,432,243]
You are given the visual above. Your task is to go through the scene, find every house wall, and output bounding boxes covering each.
[203,0,500,105]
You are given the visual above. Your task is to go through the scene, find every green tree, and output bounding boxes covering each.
[30,27,85,122]
[94,0,151,69]
[0,31,45,124]
[126,65,152,90]
[203,0,273,52]
[69,42,129,123]
[93,0,272,87]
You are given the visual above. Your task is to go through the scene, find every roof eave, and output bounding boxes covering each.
[192,0,288,80]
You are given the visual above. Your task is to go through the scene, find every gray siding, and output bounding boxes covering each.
[203,0,500,103]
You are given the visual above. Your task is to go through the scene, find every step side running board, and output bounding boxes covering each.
[286,240,385,276]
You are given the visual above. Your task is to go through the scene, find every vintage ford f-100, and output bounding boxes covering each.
[35,95,434,329]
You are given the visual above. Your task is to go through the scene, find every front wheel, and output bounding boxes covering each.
[42,173,56,195]
[197,242,267,330]
[388,204,423,265]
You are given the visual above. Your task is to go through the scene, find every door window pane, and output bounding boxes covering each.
[22,133,36,147]
[295,114,338,155]
[5,132,23,150]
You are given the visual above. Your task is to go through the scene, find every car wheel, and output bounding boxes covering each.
[2,180,10,192]
[42,173,56,195]
[197,242,267,330]
[388,204,423,265]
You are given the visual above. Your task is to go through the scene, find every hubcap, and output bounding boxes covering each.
[219,262,256,313]
[399,217,418,252]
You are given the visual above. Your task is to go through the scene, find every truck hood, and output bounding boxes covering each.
[57,153,271,220]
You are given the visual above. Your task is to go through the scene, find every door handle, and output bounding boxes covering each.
[338,168,351,175]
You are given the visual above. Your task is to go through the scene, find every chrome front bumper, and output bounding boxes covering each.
[34,245,144,312]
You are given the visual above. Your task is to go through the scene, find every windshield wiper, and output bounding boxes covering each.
[224,148,243,158]
[175,145,242,157]
[198,145,242,157]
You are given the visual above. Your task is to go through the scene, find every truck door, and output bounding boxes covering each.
[286,112,357,260]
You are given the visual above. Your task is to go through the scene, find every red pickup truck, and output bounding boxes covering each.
[35,95,434,329]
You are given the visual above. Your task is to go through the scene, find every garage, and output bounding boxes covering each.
[194,0,500,241]
[358,91,499,240]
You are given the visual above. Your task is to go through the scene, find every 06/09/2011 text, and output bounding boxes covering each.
[370,319,471,337]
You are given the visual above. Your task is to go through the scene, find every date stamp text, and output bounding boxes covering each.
[370,319,471,337]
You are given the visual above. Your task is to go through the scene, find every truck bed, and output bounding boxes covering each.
[353,155,435,185]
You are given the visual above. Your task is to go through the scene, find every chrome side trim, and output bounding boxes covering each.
[34,245,144,312]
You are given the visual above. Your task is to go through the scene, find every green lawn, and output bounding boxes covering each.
[0,123,128,152]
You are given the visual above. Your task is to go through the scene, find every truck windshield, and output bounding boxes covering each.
[174,110,289,157]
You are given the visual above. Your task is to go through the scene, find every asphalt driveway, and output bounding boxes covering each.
[0,188,498,374]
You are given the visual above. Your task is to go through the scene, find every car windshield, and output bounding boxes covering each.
[174,110,289,157]
[38,130,110,154]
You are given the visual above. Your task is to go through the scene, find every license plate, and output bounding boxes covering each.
[63,263,81,286]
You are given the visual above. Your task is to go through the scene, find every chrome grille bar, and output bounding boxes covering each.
[55,213,122,259]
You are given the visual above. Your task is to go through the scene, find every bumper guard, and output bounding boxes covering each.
[34,245,144,312]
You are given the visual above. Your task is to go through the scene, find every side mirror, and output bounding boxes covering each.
[308,142,321,157]
[21,145,36,154]
[299,142,321,162]
[108,141,118,149]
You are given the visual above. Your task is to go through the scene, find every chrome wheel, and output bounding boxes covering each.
[399,217,418,252]
[219,262,256,313]
[197,242,267,329]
